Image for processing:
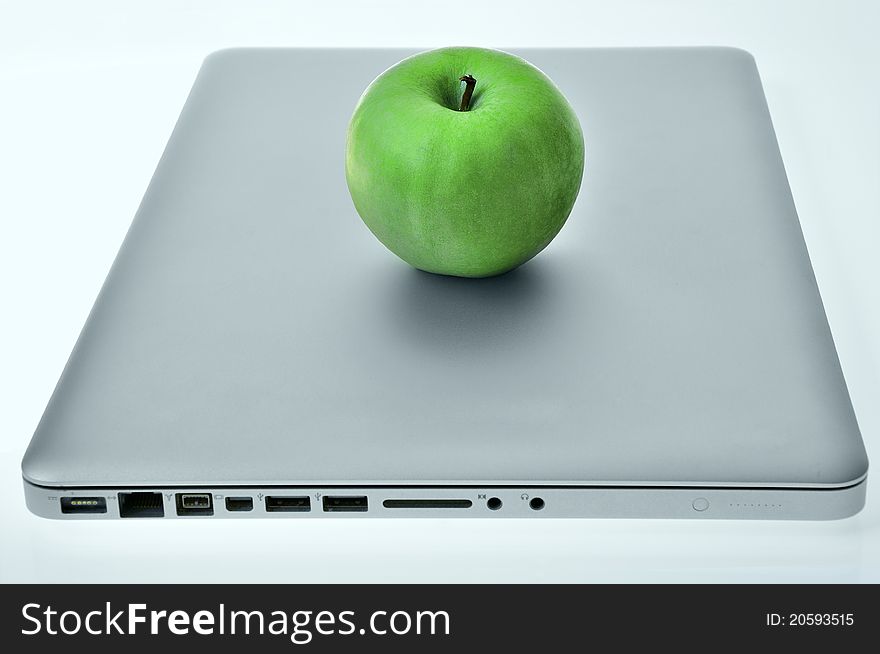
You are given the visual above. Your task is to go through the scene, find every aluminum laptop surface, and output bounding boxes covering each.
[22,48,868,519]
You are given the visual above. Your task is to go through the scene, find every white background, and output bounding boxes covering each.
[1,0,878,582]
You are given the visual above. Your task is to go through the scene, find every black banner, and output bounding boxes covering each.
[0,584,875,652]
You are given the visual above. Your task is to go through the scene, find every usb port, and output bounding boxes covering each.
[265,496,311,512]
[225,497,254,512]
[176,493,213,516]
[322,496,368,512]
[60,496,107,514]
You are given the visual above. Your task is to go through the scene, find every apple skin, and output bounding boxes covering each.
[345,47,585,278]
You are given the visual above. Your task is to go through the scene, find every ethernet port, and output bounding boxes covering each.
[118,492,165,518]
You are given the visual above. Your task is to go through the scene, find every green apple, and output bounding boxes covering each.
[345,46,585,278]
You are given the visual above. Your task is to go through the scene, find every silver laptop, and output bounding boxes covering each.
[22,47,868,520]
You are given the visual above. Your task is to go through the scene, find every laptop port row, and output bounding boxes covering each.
[99,494,545,516]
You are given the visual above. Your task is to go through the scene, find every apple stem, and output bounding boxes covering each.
[459,74,476,111]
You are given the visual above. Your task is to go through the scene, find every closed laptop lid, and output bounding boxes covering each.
[22,48,867,489]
